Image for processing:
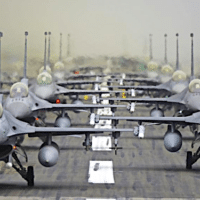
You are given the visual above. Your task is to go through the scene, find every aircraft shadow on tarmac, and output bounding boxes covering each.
[113,166,200,172]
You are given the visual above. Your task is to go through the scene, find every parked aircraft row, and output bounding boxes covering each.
[0,31,198,187]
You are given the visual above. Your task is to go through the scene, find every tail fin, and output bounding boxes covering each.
[164,34,167,64]
[47,32,51,66]
[176,33,179,70]
[59,33,62,62]
[23,32,28,78]
[0,32,2,84]
[44,32,47,71]
[190,33,195,81]
[67,33,70,57]
[149,34,153,60]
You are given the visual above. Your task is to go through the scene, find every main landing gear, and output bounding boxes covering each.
[9,146,34,186]
[186,148,200,170]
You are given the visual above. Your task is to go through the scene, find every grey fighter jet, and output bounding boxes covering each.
[3,32,131,126]
[105,34,189,97]
[29,32,126,103]
[0,96,133,186]
[97,34,196,117]
[94,110,200,170]
[107,33,176,86]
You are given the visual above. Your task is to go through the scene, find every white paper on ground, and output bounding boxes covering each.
[92,136,112,151]
[88,161,115,184]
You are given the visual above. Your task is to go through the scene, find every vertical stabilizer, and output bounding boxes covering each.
[47,32,51,66]
[176,33,179,70]
[59,33,62,62]
[190,33,194,80]
[44,32,47,71]
[149,34,153,60]
[0,32,2,83]
[164,34,167,64]
[24,31,28,78]
[67,34,70,57]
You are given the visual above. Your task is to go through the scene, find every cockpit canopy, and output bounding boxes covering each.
[0,104,3,118]
[37,71,53,86]
[39,65,52,74]
[147,61,158,71]
[189,79,200,93]
[172,70,187,82]
[161,65,174,74]
[10,82,29,98]
[54,61,64,71]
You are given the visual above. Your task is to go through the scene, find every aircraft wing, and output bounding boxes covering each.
[0,81,15,85]
[57,89,124,95]
[57,80,102,86]
[96,112,200,125]
[67,74,106,80]
[0,89,10,95]
[108,72,147,78]
[98,97,183,105]
[28,127,133,137]
[5,110,133,137]
[107,85,171,92]
[32,103,128,112]
[107,78,160,85]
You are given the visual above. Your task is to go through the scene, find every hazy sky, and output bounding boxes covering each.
[0,0,200,73]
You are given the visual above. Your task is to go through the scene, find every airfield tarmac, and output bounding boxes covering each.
[0,105,199,200]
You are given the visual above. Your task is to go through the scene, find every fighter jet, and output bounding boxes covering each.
[94,34,200,169]
[105,34,189,97]
[36,32,104,90]
[0,94,134,186]
[97,34,196,117]
[106,34,175,86]
[3,32,132,128]
[29,32,126,104]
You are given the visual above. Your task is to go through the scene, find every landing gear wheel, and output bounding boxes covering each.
[27,166,34,186]
[186,151,192,169]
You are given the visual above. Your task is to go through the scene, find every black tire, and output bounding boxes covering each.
[186,151,193,169]
[27,166,34,186]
